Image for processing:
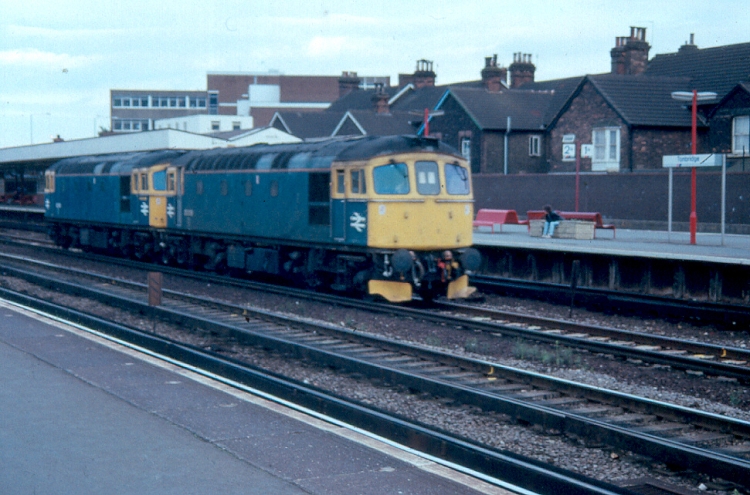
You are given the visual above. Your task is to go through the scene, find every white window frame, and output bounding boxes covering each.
[529,135,541,156]
[591,127,621,172]
[732,115,750,155]
[460,138,471,165]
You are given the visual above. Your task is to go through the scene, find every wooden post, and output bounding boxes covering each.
[148,272,163,306]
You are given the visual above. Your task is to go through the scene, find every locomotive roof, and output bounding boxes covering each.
[48,150,186,175]
[178,134,462,172]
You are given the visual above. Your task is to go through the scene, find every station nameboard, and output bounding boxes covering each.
[662,154,725,168]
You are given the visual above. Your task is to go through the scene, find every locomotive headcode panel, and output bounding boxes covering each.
[44,136,481,302]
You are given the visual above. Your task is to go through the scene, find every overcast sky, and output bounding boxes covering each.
[1,0,748,149]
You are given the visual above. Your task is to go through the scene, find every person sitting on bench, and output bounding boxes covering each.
[542,205,563,238]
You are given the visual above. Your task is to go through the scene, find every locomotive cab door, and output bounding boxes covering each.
[331,169,346,241]
[330,167,368,244]
[132,164,176,229]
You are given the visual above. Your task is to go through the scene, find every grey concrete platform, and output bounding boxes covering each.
[474,226,750,265]
[0,300,511,495]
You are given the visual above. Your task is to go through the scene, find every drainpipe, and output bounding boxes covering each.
[504,116,511,175]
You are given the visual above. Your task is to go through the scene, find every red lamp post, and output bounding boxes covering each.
[671,90,717,245]
[690,90,698,245]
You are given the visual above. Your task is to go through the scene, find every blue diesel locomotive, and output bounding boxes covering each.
[44,135,480,302]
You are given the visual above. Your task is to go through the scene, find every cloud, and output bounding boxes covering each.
[6,24,127,39]
[0,48,98,69]
[307,36,348,57]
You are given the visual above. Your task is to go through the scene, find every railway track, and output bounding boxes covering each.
[3,233,750,388]
[473,274,750,328]
[1,254,748,490]
[3,242,749,385]
[434,300,750,384]
[2,227,749,328]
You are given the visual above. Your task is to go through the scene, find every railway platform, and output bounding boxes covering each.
[0,300,509,495]
[472,227,750,307]
[473,227,750,265]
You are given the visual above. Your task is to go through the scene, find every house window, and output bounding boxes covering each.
[190,97,206,108]
[460,138,471,164]
[209,91,219,115]
[733,116,750,155]
[529,135,541,156]
[592,127,620,171]
[232,121,241,130]
[113,98,122,107]
[211,121,220,131]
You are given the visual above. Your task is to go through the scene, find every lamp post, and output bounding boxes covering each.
[671,90,716,245]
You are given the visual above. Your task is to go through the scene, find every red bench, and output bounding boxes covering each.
[473,209,528,233]
[526,210,616,238]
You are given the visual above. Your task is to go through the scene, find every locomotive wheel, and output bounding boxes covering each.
[418,281,441,302]
[159,250,172,266]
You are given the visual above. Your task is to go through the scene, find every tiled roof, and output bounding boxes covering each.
[587,74,697,127]
[338,111,417,136]
[522,76,586,124]
[440,87,556,131]
[326,86,402,112]
[645,42,750,99]
[271,111,344,139]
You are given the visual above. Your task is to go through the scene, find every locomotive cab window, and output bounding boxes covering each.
[445,163,470,195]
[350,169,366,194]
[167,170,177,192]
[415,161,439,195]
[44,171,55,193]
[336,170,345,194]
[373,162,409,195]
[140,172,148,191]
[152,170,167,191]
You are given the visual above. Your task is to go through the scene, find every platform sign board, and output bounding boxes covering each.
[662,154,725,168]
[581,144,593,158]
[562,143,576,161]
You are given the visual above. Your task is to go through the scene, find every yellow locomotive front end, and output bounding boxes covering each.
[360,152,480,301]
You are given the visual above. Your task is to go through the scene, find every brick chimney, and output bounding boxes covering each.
[610,26,650,75]
[371,83,390,114]
[412,59,436,88]
[509,53,535,88]
[481,55,507,92]
[678,33,699,54]
[338,71,361,98]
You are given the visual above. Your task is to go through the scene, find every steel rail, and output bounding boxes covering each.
[1,261,749,487]
[2,249,749,384]
[0,286,633,495]
[472,275,750,327]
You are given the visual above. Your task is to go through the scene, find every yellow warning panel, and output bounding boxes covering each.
[368,280,413,303]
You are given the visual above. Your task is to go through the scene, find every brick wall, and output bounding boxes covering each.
[472,170,750,228]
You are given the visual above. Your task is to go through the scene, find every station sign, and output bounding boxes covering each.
[562,143,576,161]
[662,154,725,168]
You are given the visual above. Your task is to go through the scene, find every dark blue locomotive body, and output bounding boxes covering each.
[45,136,480,301]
